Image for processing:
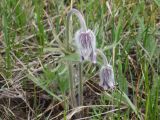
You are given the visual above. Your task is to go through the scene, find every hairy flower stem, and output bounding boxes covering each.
[66,9,87,110]
[96,49,108,65]
[68,62,77,108]
[78,62,83,106]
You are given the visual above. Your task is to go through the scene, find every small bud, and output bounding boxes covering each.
[99,64,115,90]
[75,29,96,63]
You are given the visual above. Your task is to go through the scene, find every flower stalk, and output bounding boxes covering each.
[96,49,108,65]
[68,62,77,108]
[78,62,83,106]
[67,9,87,110]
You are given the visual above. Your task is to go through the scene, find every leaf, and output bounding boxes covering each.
[43,47,61,53]
[61,53,80,62]
[28,74,62,102]
[120,91,142,120]
[154,0,160,7]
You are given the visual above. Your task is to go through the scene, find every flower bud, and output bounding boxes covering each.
[99,64,115,90]
[75,29,96,63]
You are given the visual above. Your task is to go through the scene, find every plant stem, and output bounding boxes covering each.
[66,8,86,107]
[78,62,83,106]
[78,62,83,117]
[68,62,77,108]
[96,49,108,65]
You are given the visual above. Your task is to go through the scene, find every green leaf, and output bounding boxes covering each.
[119,90,142,120]
[28,74,62,102]
[44,48,61,53]
[61,53,80,62]
[154,0,160,7]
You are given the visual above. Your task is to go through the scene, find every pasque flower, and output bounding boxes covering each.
[96,49,115,90]
[99,64,115,90]
[66,9,97,109]
[67,9,96,63]
[75,29,96,63]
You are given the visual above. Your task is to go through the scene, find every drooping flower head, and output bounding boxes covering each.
[75,29,96,63]
[96,49,115,90]
[99,64,115,90]
[67,9,96,63]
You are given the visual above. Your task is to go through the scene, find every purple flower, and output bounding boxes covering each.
[99,64,115,90]
[75,29,96,63]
